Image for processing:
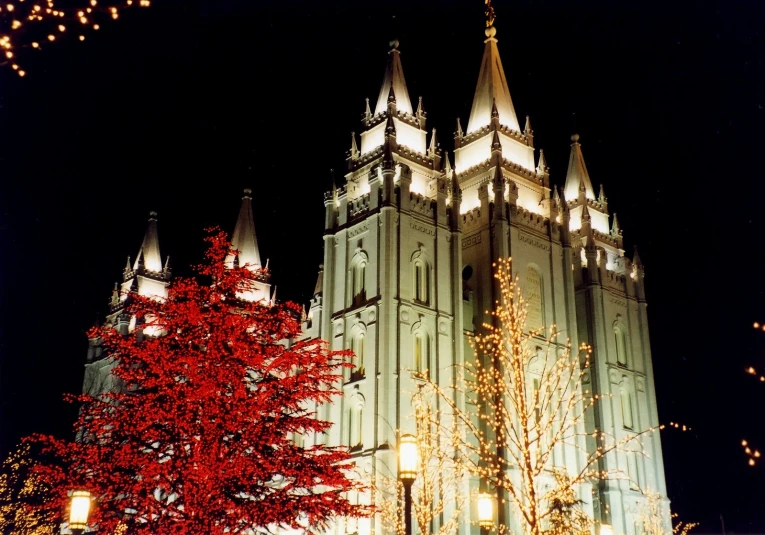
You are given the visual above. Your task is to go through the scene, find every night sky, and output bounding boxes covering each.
[1,0,764,532]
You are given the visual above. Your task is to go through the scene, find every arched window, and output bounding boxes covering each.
[351,332,365,380]
[627,451,640,490]
[350,251,368,306]
[526,265,545,333]
[414,260,429,304]
[347,401,363,451]
[621,386,634,430]
[614,325,628,366]
[414,332,429,376]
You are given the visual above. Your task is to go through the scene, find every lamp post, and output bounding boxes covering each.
[477,492,494,535]
[398,434,418,535]
[69,490,91,535]
[600,524,614,535]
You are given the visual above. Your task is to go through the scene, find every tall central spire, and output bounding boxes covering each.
[466,19,519,133]
[230,188,262,269]
[374,40,413,116]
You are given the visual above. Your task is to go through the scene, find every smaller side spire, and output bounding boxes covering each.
[365,97,371,119]
[387,84,397,113]
[611,213,622,237]
[133,211,163,273]
[443,150,453,176]
[565,133,596,201]
[350,132,360,160]
[230,188,262,270]
[491,129,502,153]
[581,202,591,222]
[633,245,643,268]
[416,96,426,128]
[552,184,561,207]
[524,115,534,147]
[427,128,438,157]
[385,112,396,137]
[456,117,464,138]
[599,183,608,212]
[313,264,324,297]
[536,149,548,176]
[491,97,500,123]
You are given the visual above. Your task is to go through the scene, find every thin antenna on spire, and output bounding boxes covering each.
[485,0,496,28]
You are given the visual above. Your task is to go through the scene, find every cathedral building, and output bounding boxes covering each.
[82,16,668,535]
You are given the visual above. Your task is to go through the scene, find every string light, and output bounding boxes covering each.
[0,0,152,76]
[741,439,761,466]
[417,258,663,535]
[668,421,692,432]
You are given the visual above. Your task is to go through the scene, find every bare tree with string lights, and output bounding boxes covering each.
[379,385,467,535]
[421,258,661,535]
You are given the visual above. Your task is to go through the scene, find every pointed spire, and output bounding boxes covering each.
[456,117,464,138]
[491,129,502,152]
[125,255,131,271]
[536,149,548,176]
[364,97,371,119]
[313,264,324,297]
[466,21,520,133]
[611,213,622,236]
[387,84,396,107]
[633,245,643,268]
[270,285,277,306]
[375,39,413,115]
[385,112,396,137]
[491,98,499,120]
[524,115,534,147]
[581,202,591,222]
[110,282,120,308]
[163,256,171,272]
[428,128,438,157]
[599,183,606,203]
[443,151,453,176]
[585,228,597,251]
[416,95,423,115]
[564,134,596,201]
[350,131,360,160]
[230,188,262,269]
[552,184,561,206]
[133,211,163,273]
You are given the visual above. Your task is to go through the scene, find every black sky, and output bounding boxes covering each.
[1,0,764,532]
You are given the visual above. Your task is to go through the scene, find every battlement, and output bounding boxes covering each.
[362,109,423,132]
[455,122,528,149]
[408,191,435,218]
[349,192,371,219]
[511,205,549,234]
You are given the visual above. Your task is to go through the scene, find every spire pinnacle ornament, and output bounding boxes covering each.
[428,128,438,157]
[350,131,360,160]
[456,117,464,138]
[364,97,371,119]
[611,213,622,237]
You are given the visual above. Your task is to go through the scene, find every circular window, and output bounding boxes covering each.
[462,265,473,281]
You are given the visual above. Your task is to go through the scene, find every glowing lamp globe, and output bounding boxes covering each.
[600,524,614,535]
[477,492,494,528]
[398,434,418,481]
[69,490,91,531]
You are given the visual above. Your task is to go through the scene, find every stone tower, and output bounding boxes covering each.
[314,19,669,535]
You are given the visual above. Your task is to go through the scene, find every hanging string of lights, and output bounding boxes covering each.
[0,0,151,77]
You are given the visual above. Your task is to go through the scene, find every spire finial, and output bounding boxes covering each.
[389,39,400,51]
[350,132,359,160]
[485,0,496,30]
[243,188,252,198]
[456,117,464,138]
[571,133,580,143]
[365,97,371,118]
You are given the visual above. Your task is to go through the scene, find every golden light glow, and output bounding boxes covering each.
[600,525,614,535]
[69,489,91,530]
[477,493,493,528]
[398,434,418,481]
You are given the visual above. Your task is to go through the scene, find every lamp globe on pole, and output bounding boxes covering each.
[69,489,91,535]
[398,434,418,535]
[477,492,494,534]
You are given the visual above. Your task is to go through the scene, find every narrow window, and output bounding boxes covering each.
[348,405,362,450]
[352,261,366,304]
[621,387,634,430]
[414,261,429,304]
[526,265,545,332]
[627,452,640,490]
[615,326,627,366]
[414,333,428,375]
[351,333,365,379]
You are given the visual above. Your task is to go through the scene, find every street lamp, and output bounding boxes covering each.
[398,434,418,535]
[69,489,91,535]
[600,524,614,535]
[477,492,494,535]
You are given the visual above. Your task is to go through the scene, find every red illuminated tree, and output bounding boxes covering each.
[32,230,367,534]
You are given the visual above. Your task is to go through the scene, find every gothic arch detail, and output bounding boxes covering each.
[346,392,365,451]
[410,247,432,306]
[525,263,545,333]
[411,320,431,377]
[349,249,369,306]
[613,316,629,367]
